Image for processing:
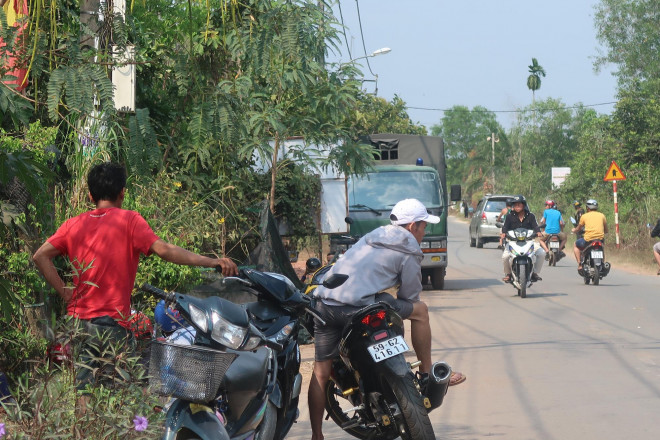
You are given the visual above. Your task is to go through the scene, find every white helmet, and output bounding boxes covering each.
[586,199,598,210]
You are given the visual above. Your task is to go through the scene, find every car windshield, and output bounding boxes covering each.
[484,200,507,213]
[348,171,442,210]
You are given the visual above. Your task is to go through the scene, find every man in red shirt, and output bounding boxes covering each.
[33,162,238,393]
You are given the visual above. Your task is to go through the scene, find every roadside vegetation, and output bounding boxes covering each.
[432,1,660,271]
[1,0,659,436]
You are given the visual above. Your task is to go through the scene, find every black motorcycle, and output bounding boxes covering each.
[222,268,344,440]
[544,233,563,266]
[578,240,611,285]
[324,301,451,440]
[141,283,283,440]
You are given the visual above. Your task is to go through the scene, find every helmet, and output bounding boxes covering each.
[586,199,598,210]
[510,195,527,206]
[154,300,185,333]
[306,257,322,273]
[573,200,581,208]
[545,200,555,209]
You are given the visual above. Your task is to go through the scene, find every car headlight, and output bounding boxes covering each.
[210,311,247,349]
[189,304,208,333]
[420,242,430,249]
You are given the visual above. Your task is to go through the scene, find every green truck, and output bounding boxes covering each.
[323,133,460,290]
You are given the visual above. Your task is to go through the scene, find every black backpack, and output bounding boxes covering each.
[652,218,660,238]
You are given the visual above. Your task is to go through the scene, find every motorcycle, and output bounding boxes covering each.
[323,301,452,440]
[141,282,284,440]
[577,240,611,285]
[222,268,343,440]
[503,228,537,298]
[543,233,563,266]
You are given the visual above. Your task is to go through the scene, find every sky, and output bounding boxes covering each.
[330,0,619,132]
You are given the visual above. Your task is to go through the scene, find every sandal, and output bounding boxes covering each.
[449,371,466,386]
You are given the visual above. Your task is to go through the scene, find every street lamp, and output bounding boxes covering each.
[487,133,499,190]
[339,47,392,67]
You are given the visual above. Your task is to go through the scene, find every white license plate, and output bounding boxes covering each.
[591,250,604,259]
[367,336,409,363]
[549,241,560,249]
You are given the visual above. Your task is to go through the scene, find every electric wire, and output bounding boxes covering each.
[338,1,353,61]
[354,0,375,76]
[406,101,617,114]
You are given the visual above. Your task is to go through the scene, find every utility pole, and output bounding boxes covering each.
[487,133,499,191]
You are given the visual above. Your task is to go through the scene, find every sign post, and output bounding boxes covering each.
[603,161,626,249]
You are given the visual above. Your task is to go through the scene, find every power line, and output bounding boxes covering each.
[406,101,617,114]
[337,1,352,61]
[354,0,375,76]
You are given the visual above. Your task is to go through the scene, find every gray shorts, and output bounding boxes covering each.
[654,242,660,253]
[313,293,413,362]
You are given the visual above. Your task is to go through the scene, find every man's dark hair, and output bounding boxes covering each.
[87,162,127,203]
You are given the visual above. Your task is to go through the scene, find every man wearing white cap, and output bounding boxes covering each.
[307,198,465,440]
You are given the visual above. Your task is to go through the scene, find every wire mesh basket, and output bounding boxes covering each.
[149,340,237,403]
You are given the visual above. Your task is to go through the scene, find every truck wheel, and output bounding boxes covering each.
[431,268,445,290]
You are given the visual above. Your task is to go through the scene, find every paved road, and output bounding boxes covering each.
[287,215,660,440]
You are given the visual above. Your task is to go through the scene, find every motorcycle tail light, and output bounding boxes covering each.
[592,241,602,247]
[361,310,386,328]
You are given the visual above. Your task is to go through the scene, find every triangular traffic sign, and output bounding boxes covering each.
[603,161,626,181]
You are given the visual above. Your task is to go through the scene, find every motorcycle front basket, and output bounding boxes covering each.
[149,340,237,403]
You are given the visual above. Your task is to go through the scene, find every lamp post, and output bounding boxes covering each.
[339,48,391,95]
[487,133,499,191]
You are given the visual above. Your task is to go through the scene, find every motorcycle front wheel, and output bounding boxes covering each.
[254,401,277,440]
[518,270,527,298]
[383,374,435,440]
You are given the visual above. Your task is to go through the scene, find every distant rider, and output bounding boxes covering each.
[500,195,547,283]
[651,218,660,275]
[573,201,585,239]
[571,199,608,272]
[497,198,513,249]
[538,200,567,255]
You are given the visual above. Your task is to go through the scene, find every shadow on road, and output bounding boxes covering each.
[443,278,502,290]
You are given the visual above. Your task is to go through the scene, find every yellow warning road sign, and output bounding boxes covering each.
[603,161,626,182]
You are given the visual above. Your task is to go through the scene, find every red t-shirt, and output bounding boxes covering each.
[48,207,160,323]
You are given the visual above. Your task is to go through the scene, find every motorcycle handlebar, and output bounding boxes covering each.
[305,304,327,326]
[140,283,175,302]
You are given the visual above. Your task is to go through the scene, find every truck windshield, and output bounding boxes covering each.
[348,171,443,210]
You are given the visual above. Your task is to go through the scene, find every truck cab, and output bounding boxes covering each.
[330,164,448,289]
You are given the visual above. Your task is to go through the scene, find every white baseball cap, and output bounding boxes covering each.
[390,198,440,225]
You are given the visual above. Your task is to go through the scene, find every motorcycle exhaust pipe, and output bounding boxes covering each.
[601,262,611,277]
[425,361,452,411]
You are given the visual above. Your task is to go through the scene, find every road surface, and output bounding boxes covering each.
[287,215,660,440]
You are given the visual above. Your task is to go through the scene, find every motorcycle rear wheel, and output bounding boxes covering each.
[385,374,435,440]
[325,379,387,440]
[593,265,601,286]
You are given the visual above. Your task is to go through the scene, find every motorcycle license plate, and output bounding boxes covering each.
[549,241,560,249]
[367,336,409,362]
[591,250,604,259]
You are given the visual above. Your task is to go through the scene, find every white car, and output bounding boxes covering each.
[469,195,514,248]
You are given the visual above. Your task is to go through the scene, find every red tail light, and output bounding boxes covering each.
[361,310,387,328]
[481,212,487,223]
[592,241,603,247]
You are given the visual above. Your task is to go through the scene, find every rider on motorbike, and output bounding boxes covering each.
[500,195,547,283]
[571,199,608,272]
[538,200,567,255]
[573,201,585,238]
[307,198,465,440]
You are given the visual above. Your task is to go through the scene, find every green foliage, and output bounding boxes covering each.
[125,109,161,177]
[2,317,164,439]
[271,162,321,239]
[526,57,546,96]
[353,93,427,136]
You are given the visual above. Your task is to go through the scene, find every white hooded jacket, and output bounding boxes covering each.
[316,225,424,306]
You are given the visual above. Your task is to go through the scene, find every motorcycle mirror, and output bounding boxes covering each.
[323,273,348,289]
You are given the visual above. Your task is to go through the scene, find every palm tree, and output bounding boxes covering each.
[526,58,546,104]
